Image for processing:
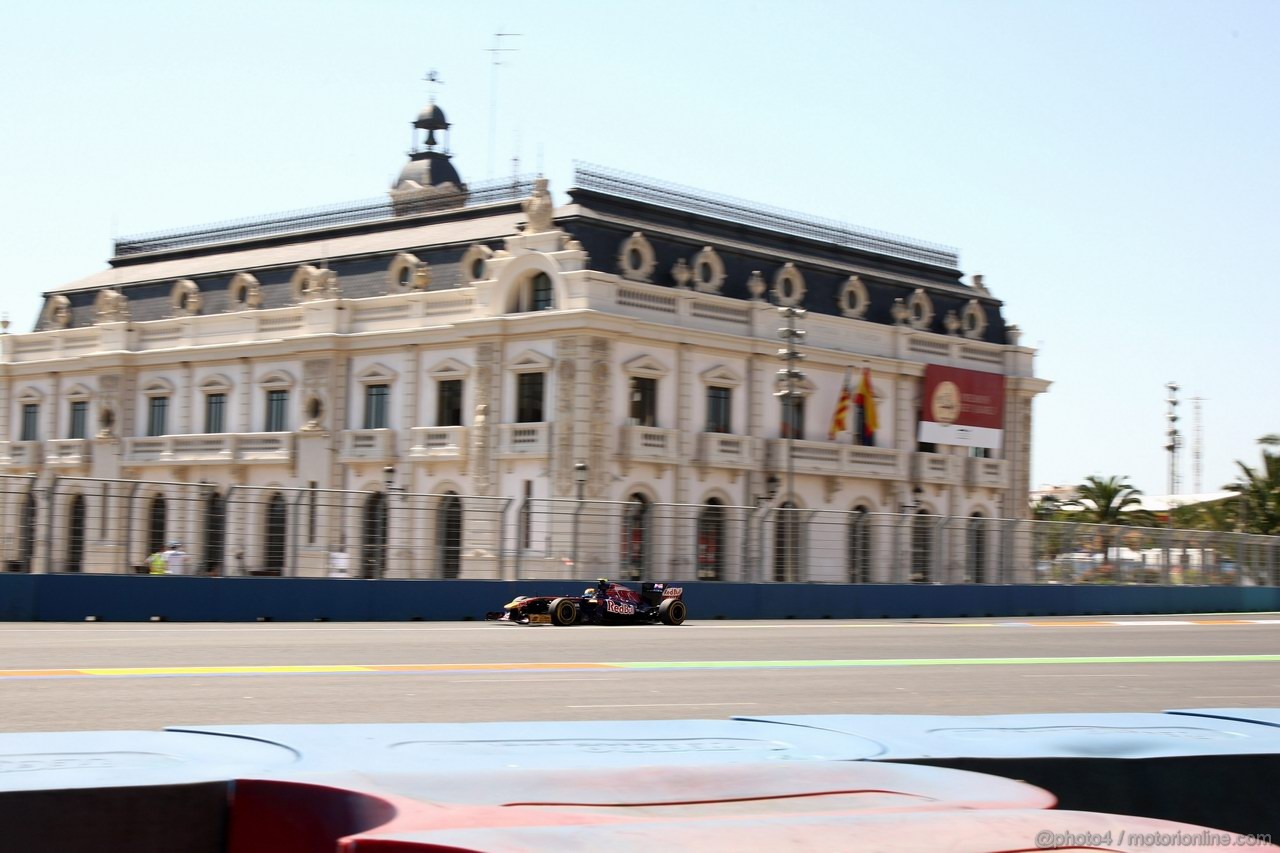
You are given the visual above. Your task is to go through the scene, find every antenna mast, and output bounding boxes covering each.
[485,30,521,179]
[1165,382,1180,495]
[1191,396,1205,494]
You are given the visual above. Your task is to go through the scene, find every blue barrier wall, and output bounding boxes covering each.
[0,574,1276,621]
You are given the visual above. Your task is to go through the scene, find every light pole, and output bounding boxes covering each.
[381,465,402,579]
[572,461,587,574]
[776,305,806,582]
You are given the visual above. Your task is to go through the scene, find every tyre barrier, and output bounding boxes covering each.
[0,713,1276,851]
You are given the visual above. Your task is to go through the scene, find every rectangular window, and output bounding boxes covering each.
[629,377,657,427]
[205,393,226,434]
[516,372,545,423]
[20,404,38,442]
[781,396,805,439]
[706,386,732,434]
[265,389,288,432]
[146,396,168,437]
[437,379,463,427]
[69,400,88,440]
[364,384,389,429]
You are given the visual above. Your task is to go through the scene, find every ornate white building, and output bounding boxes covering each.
[0,99,1048,580]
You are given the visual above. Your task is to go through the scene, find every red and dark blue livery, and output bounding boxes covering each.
[486,578,687,626]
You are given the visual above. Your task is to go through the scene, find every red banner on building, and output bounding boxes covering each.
[918,365,1006,449]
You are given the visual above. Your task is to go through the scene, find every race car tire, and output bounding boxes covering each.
[550,598,579,626]
[658,598,686,626]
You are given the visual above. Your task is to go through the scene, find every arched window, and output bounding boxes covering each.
[203,492,226,575]
[848,506,871,583]
[147,495,167,558]
[968,513,988,584]
[774,501,801,583]
[437,493,463,579]
[696,499,726,581]
[530,273,553,311]
[362,492,388,579]
[621,494,651,581]
[911,510,933,583]
[18,492,37,572]
[264,492,287,576]
[66,494,86,573]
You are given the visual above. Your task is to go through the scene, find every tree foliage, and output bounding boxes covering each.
[1065,475,1147,525]
[1226,436,1280,535]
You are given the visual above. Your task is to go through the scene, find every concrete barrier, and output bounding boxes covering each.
[0,573,1276,622]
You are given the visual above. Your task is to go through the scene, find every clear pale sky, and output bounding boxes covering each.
[2,0,1276,496]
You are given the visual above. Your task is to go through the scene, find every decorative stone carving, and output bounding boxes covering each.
[944,310,962,335]
[460,243,494,285]
[746,270,766,300]
[971,274,990,295]
[692,247,726,294]
[171,279,201,315]
[44,294,72,329]
[412,262,431,290]
[671,258,692,289]
[772,263,806,307]
[961,299,988,339]
[522,177,554,234]
[229,273,262,309]
[907,288,934,330]
[388,253,422,291]
[890,297,911,325]
[838,275,869,319]
[94,288,128,323]
[617,232,657,282]
[1006,324,1022,345]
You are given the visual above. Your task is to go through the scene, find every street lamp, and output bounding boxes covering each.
[776,305,806,582]
[572,462,588,573]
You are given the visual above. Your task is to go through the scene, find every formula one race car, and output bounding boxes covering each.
[486,578,687,626]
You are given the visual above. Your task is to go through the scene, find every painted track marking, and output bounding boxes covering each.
[1,654,1277,680]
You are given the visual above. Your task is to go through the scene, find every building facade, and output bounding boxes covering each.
[0,100,1048,580]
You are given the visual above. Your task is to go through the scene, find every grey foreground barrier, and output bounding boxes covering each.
[736,712,1280,838]
[0,713,1276,851]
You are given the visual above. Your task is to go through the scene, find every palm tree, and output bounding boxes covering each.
[1063,476,1148,580]
[1066,475,1146,524]
[1226,436,1280,536]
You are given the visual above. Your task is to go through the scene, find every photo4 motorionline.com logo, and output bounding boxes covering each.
[1035,829,1272,848]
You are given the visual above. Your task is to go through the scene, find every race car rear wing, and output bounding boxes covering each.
[640,582,684,606]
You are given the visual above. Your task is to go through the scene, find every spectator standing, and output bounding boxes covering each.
[328,545,351,578]
[147,550,167,575]
[162,543,188,576]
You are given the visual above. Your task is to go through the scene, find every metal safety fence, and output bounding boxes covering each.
[1,475,1276,585]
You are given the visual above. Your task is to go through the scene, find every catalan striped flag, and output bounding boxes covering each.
[855,367,878,446]
[828,369,853,441]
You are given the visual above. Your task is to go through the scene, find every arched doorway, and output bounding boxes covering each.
[696,499,725,581]
[847,506,871,583]
[437,493,462,578]
[203,492,226,575]
[621,493,651,581]
[968,513,988,584]
[911,510,933,583]
[66,494,86,573]
[362,491,388,579]
[774,501,801,583]
[263,492,287,576]
[147,495,167,558]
